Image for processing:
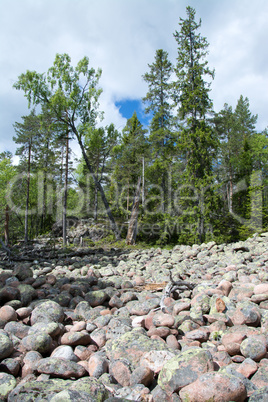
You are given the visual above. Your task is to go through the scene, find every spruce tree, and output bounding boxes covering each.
[113,112,148,215]
[173,6,218,243]
[142,49,175,212]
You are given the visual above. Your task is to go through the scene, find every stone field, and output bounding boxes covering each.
[1,233,268,401]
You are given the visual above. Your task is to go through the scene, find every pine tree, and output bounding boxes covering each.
[13,110,41,242]
[173,6,218,243]
[0,152,17,244]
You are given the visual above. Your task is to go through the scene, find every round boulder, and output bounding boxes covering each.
[31,300,65,325]
[0,333,13,360]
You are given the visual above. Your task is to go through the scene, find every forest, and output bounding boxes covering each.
[1,6,268,248]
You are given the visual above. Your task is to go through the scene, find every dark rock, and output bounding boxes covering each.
[36,357,87,379]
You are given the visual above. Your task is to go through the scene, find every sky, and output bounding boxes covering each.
[1,0,268,162]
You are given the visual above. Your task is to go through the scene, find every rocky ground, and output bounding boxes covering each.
[1,234,268,401]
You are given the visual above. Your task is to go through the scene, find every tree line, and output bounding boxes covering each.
[1,6,268,246]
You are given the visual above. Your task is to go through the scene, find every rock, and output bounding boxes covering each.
[106,330,171,370]
[240,336,267,361]
[237,357,258,377]
[215,297,226,312]
[166,334,180,350]
[231,302,261,326]
[254,283,268,295]
[109,358,132,386]
[54,377,110,400]
[87,353,109,378]
[90,328,106,348]
[0,358,20,376]
[51,345,78,362]
[221,331,247,356]
[140,350,177,374]
[36,357,87,379]
[147,326,170,338]
[130,366,154,387]
[217,280,233,296]
[60,331,91,346]
[152,312,175,327]
[22,351,42,377]
[17,284,36,306]
[251,363,268,388]
[21,332,53,354]
[249,386,268,401]
[4,321,30,339]
[0,305,17,322]
[185,328,210,342]
[0,333,13,360]
[173,299,191,315]
[16,307,32,320]
[158,348,214,394]
[179,371,247,402]
[0,372,16,400]
[14,265,33,281]
[30,300,65,325]
[126,299,160,315]
[8,379,74,401]
[0,286,20,304]
[3,234,268,400]
[84,290,109,307]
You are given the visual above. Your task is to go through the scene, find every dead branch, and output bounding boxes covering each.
[159,271,196,312]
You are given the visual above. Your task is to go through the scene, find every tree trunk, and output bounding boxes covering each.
[142,157,145,207]
[94,185,98,221]
[229,176,233,214]
[4,205,9,246]
[63,133,69,246]
[24,140,32,243]
[126,177,141,245]
[74,130,121,240]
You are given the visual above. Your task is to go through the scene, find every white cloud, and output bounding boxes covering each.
[1,0,268,160]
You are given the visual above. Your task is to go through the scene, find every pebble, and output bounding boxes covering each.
[0,233,268,400]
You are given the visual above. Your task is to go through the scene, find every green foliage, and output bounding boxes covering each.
[9,9,268,246]
[112,112,148,213]
[0,153,18,240]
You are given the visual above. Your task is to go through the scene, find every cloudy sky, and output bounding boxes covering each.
[1,0,268,160]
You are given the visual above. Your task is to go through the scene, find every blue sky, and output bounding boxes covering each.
[115,99,151,128]
[1,0,268,160]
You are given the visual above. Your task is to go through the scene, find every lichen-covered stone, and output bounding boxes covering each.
[30,300,65,325]
[36,357,87,379]
[8,379,74,401]
[240,336,267,361]
[21,333,52,354]
[0,333,13,360]
[158,348,214,394]
[0,372,16,400]
[105,330,171,369]
[179,371,247,402]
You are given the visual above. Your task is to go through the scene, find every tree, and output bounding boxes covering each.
[215,97,258,215]
[0,152,17,244]
[77,124,119,220]
[142,49,175,212]
[13,53,121,240]
[214,103,236,213]
[173,6,218,243]
[13,110,40,242]
[113,112,148,215]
